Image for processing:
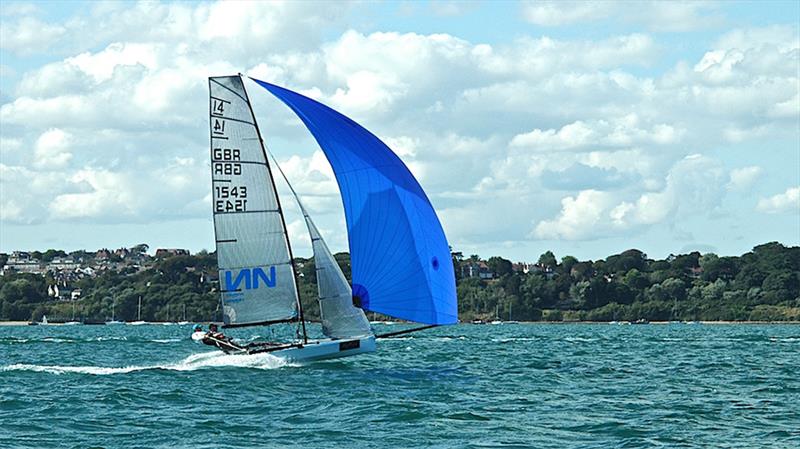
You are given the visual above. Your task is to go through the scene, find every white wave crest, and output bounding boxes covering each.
[1,351,292,376]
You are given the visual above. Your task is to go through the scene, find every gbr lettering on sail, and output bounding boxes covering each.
[212,147,248,213]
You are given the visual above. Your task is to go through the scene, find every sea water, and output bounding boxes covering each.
[1,323,798,448]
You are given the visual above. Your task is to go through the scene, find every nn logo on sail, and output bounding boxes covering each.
[224,266,277,291]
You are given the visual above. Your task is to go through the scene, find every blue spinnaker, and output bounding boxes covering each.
[251,78,457,325]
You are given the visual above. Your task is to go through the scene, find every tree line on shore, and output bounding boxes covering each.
[0,242,797,323]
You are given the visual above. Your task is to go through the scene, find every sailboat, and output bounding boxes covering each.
[63,300,81,325]
[128,296,146,325]
[203,75,457,361]
[162,304,176,325]
[178,304,191,325]
[490,304,502,325]
[106,297,124,325]
[507,301,518,324]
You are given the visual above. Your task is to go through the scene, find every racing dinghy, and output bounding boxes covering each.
[203,75,456,362]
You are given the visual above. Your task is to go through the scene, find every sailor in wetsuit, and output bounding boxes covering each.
[201,323,242,353]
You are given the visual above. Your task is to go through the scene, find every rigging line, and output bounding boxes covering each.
[263,143,328,344]
[264,143,350,341]
[263,143,313,220]
[375,324,438,339]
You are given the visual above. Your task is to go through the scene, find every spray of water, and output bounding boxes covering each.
[1,350,294,375]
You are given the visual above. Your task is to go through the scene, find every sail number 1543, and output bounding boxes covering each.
[215,186,248,213]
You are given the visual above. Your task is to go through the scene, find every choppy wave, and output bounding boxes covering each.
[0,336,199,345]
[150,338,182,343]
[3,323,799,449]
[1,351,292,376]
[0,336,131,344]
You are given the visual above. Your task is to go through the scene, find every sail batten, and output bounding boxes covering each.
[250,77,457,325]
[208,75,300,327]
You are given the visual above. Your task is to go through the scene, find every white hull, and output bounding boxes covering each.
[106,320,125,325]
[128,321,147,326]
[270,335,376,362]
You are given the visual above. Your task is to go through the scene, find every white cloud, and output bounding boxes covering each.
[0,198,23,222]
[0,137,22,159]
[69,42,159,83]
[727,166,763,191]
[0,164,72,224]
[510,115,683,152]
[0,16,65,54]
[49,168,137,219]
[430,1,475,17]
[34,128,73,169]
[756,187,800,214]
[522,1,609,26]
[521,1,723,31]
[0,2,41,17]
[47,155,207,223]
[0,3,797,258]
[714,25,800,52]
[533,190,618,240]
[532,154,726,240]
[642,1,724,32]
[0,1,351,57]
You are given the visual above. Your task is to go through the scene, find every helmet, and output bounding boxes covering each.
[193,324,202,331]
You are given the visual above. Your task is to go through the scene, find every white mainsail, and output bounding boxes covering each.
[209,76,299,326]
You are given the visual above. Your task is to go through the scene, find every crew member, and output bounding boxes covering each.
[206,323,226,341]
[202,323,241,353]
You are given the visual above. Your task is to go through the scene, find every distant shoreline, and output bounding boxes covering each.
[2,320,799,326]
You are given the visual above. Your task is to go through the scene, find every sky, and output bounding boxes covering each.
[0,0,798,263]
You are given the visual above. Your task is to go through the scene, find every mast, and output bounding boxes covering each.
[138,296,142,321]
[238,75,307,343]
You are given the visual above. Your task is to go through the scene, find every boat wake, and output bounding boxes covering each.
[0,351,294,376]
